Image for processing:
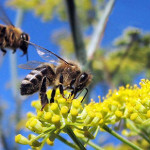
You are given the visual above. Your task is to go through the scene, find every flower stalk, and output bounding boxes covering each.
[56,135,78,149]
[64,126,86,150]
[65,0,87,66]
[82,138,104,150]
[102,125,142,150]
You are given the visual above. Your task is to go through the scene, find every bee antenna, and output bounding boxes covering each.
[24,40,71,65]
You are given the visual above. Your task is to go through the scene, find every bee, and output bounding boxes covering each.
[0,6,30,60]
[19,41,92,110]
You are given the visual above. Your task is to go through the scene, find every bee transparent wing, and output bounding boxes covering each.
[26,41,70,66]
[36,46,59,64]
[0,5,14,26]
[18,61,43,70]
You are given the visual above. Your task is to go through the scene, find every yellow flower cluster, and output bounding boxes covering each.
[87,79,150,127]
[15,90,99,148]
[15,79,150,148]
[87,79,150,126]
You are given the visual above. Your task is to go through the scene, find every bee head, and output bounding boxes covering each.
[74,72,92,96]
[21,32,29,41]
[20,32,30,55]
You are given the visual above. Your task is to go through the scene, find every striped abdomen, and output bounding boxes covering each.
[20,65,55,95]
[0,25,6,45]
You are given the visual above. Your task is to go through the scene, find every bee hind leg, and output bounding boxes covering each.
[1,48,6,56]
[39,77,49,110]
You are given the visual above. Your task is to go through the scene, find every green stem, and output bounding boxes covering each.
[31,127,56,143]
[56,134,78,149]
[30,133,45,143]
[87,0,116,60]
[82,138,104,150]
[127,119,150,144]
[65,126,86,150]
[102,125,142,150]
[65,0,87,67]
[39,134,50,150]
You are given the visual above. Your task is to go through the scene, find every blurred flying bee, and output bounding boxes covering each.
[19,41,92,110]
[0,6,30,60]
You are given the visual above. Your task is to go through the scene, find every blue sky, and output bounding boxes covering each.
[0,0,150,149]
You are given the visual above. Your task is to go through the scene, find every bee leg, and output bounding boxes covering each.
[59,84,66,98]
[1,48,6,55]
[12,49,16,54]
[68,90,74,99]
[81,88,88,103]
[58,74,66,99]
[67,78,76,99]
[50,88,56,103]
[40,77,48,110]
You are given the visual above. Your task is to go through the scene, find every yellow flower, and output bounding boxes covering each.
[16,79,150,148]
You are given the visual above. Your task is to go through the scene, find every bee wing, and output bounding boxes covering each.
[36,46,59,65]
[26,41,71,66]
[0,5,14,26]
[18,61,44,70]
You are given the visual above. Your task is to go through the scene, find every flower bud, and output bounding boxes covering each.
[52,115,61,128]
[84,111,95,125]
[15,134,29,145]
[61,106,69,118]
[51,103,59,114]
[31,100,41,110]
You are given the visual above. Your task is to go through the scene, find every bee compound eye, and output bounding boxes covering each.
[21,33,28,41]
[79,73,88,83]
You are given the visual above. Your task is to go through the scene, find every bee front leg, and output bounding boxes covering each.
[67,78,76,99]
[58,74,66,99]
[1,48,6,55]
[50,88,56,103]
[39,76,48,110]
